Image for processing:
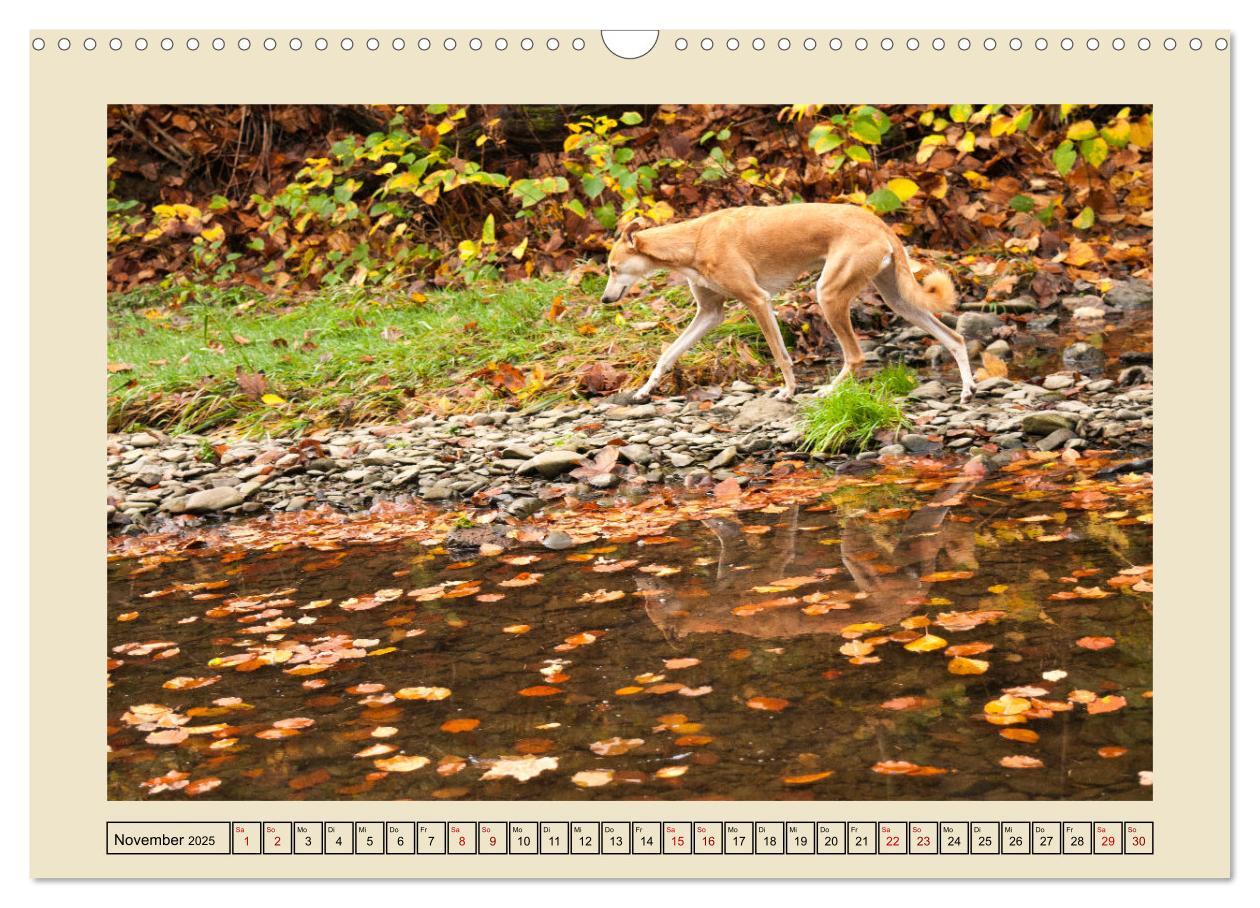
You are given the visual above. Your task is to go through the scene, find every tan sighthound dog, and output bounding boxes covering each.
[600,203,975,402]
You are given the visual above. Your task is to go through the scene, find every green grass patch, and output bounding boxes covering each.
[107,276,774,436]
[800,365,916,454]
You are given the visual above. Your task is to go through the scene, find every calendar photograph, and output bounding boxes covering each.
[106,101,1154,803]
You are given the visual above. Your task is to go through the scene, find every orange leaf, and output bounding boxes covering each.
[746,696,789,712]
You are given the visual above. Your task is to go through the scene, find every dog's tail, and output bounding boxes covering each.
[891,239,957,314]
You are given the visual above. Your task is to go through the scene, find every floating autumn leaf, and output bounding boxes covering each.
[1042,669,1068,682]
[1087,695,1128,715]
[502,624,531,635]
[746,696,790,712]
[945,642,993,657]
[272,716,315,730]
[499,572,542,588]
[578,588,624,603]
[984,695,1031,717]
[518,685,563,697]
[145,728,189,746]
[481,755,558,782]
[440,718,481,733]
[396,686,451,701]
[655,765,689,779]
[162,675,221,690]
[590,737,644,757]
[920,570,975,583]
[1098,746,1129,759]
[572,769,615,788]
[999,728,1040,744]
[185,777,222,796]
[1076,636,1116,650]
[783,771,833,785]
[1000,755,1045,769]
[663,657,700,670]
[871,760,948,776]
[375,754,431,772]
[904,634,947,653]
[948,656,990,675]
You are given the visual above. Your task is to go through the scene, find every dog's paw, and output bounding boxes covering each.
[771,386,797,401]
[630,388,652,403]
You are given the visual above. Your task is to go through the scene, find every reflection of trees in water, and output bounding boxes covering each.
[639,473,983,641]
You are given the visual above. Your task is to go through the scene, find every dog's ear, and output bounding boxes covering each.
[621,216,652,250]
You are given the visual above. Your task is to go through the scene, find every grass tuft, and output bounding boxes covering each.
[800,365,917,454]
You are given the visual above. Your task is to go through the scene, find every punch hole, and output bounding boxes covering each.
[700,37,714,51]
[263,38,277,51]
[802,37,816,50]
[777,38,790,51]
[136,38,148,50]
[726,38,739,50]
[675,38,688,51]
[237,37,249,51]
[469,38,482,51]
[495,38,507,51]
[1215,37,1228,50]
[84,37,97,51]
[315,37,328,51]
[983,37,996,50]
[1009,37,1022,50]
[1060,37,1073,51]
[444,38,457,50]
[881,38,893,51]
[1189,37,1202,51]
[1086,37,1099,50]
[289,38,302,51]
[932,37,944,51]
[418,38,431,51]
[111,37,123,51]
[32,37,44,50]
[55,37,69,50]
[520,38,532,50]
[186,37,198,50]
[366,37,380,51]
[752,37,765,51]
[854,37,867,51]
[1112,37,1125,50]
[829,38,841,51]
[1138,37,1150,50]
[547,37,559,50]
[212,37,225,50]
[572,38,585,50]
[957,37,970,51]
[1163,38,1176,50]
[1035,37,1048,50]
[906,38,919,50]
[161,38,174,51]
[394,38,407,51]
[341,37,354,51]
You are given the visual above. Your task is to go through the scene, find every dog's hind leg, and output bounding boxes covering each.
[736,289,797,399]
[631,282,726,401]
[872,269,976,402]
[813,256,877,395]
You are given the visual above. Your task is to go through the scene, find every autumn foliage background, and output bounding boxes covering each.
[106,103,1153,431]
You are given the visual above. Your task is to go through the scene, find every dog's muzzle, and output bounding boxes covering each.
[601,286,625,304]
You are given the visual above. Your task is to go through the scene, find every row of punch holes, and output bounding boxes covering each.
[32,34,1228,53]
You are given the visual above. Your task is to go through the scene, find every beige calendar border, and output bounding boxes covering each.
[30,29,1230,879]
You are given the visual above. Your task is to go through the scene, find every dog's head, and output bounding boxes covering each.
[601,217,656,304]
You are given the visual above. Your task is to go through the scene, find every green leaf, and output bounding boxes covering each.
[1013,106,1034,132]
[1009,194,1035,213]
[1053,140,1078,177]
[867,188,902,213]
[564,198,588,217]
[1071,206,1095,230]
[808,124,841,153]
[844,145,872,163]
[582,175,605,199]
[1079,136,1109,168]
[481,213,496,245]
[848,119,883,144]
[620,111,644,125]
[949,104,974,123]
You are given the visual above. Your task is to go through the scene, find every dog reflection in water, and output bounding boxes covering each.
[638,468,983,641]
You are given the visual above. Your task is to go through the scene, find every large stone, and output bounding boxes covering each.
[1063,342,1106,373]
[907,380,947,401]
[956,311,1003,342]
[183,486,245,512]
[729,396,796,431]
[1105,279,1154,310]
[1021,412,1078,436]
[1043,373,1076,391]
[515,450,585,478]
[1036,428,1077,452]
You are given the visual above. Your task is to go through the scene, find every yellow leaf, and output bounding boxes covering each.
[261,394,286,406]
[1066,120,1098,141]
[887,178,920,202]
[904,634,946,653]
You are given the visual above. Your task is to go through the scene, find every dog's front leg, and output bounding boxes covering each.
[631,286,725,401]
[740,294,797,399]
